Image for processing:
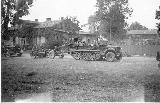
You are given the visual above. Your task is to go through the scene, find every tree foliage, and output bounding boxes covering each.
[156,6,160,37]
[156,6,160,20]
[60,16,81,34]
[1,0,33,39]
[95,0,132,40]
[17,19,38,40]
[88,15,100,33]
[128,21,148,30]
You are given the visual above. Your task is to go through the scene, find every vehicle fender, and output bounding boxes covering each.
[104,49,116,55]
[50,49,55,53]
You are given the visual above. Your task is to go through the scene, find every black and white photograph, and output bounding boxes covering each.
[1,0,160,102]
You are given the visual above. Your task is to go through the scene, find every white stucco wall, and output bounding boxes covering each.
[41,36,45,44]
[15,37,19,45]
[80,35,97,44]
[81,36,87,42]
[14,37,28,46]
[35,36,46,46]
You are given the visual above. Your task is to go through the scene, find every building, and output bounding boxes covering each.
[79,21,99,44]
[32,18,70,47]
[3,27,30,48]
[126,29,159,45]
[3,19,39,49]
[78,31,98,44]
[4,18,72,49]
[127,29,159,40]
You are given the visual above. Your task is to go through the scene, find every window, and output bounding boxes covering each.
[88,39,90,44]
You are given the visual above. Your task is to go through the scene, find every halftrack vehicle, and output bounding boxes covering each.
[68,43,122,62]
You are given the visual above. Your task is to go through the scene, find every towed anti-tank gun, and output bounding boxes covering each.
[46,38,123,62]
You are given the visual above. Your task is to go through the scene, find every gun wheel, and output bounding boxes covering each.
[49,50,55,59]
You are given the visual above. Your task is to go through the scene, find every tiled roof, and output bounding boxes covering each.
[8,27,18,30]
[34,20,61,28]
[54,29,69,33]
[127,30,158,35]
[16,19,39,25]
[78,31,96,35]
[21,20,38,24]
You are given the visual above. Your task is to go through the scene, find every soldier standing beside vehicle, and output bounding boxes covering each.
[75,41,79,50]
[31,45,39,58]
[157,25,160,68]
[157,48,160,68]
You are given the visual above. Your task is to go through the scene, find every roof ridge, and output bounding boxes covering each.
[34,19,61,28]
[127,29,158,35]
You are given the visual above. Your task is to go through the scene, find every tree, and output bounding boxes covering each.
[95,0,132,41]
[156,6,160,37]
[88,15,100,33]
[1,0,33,39]
[17,19,38,44]
[128,21,148,30]
[60,16,81,34]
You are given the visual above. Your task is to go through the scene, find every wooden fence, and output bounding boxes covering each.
[119,44,160,56]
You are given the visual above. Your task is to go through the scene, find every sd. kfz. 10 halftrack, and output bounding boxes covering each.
[69,44,122,62]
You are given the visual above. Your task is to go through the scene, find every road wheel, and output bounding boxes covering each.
[59,54,64,58]
[49,50,55,59]
[105,52,116,62]
[5,51,10,57]
[95,53,101,60]
[5,53,10,57]
[17,53,22,57]
[82,53,88,60]
[72,52,80,60]
[90,53,95,61]
[30,52,35,59]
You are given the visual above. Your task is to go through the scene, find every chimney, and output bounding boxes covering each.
[46,18,51,21]
[35,19,38,22]
[61,17,64,20]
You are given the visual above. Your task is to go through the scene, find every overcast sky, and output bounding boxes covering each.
[22,0,160,29]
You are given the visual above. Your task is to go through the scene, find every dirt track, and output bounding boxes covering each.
[1,52,160,102]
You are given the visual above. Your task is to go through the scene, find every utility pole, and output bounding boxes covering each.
[109,14,114,43]
[109,19,112,43]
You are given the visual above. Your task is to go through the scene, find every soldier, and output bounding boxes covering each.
[31,45,39,58]
[157,51,160,68]
[54,45,59,51]
[32,44,38,51]
[82,41,86,46]
[75,41,79,49]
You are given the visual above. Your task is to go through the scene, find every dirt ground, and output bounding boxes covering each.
[1,52,160,102]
